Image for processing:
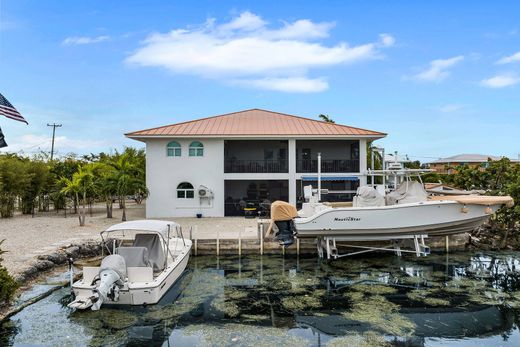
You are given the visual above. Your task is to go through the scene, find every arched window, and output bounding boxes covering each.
[177,182,194,199]
[166,141,181,157]
[189,141,204,157]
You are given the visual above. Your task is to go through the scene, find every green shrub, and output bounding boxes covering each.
[0,240,18,304]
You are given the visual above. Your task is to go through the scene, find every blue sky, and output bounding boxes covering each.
[1,0,519,161]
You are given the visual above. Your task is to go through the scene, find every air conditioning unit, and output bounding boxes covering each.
[198,185,214,199]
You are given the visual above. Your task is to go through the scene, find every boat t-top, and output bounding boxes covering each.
[68,220,192,310]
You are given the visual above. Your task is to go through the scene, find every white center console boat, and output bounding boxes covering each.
[68,220,192,310]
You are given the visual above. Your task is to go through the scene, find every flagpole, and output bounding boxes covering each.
[47,123,62,160]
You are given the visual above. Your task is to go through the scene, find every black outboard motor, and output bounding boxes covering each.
[274,220,296,247]
[270,201,298,248]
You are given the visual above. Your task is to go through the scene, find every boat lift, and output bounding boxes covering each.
[316,234,431,260]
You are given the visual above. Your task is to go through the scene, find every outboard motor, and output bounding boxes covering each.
[270,201,298,247]
[274,220,296,247]
[68,254,126,311]
[91,254,126,310]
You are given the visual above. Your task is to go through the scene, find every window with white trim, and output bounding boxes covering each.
[166,141,181,157]
[189,141,204,157]
[177,182,194,199]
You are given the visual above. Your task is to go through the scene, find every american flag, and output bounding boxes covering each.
[0,93,28,124]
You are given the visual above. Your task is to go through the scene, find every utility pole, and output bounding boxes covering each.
[47,123,62,161]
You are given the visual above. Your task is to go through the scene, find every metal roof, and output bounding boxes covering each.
[429,154,520,164]
[126,109,386,139]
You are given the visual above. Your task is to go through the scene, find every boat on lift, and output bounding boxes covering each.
[68,220,192,310]
[270,168,513,255]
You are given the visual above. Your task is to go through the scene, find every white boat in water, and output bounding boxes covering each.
[68,220,192,310]
[270,169,514,257]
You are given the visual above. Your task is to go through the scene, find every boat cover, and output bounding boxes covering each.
[116,247,151,268]
[271,201,298,221]
[386,181,428,205]
[353,186,385,207]
[266,201,298,237]
[105,220,179,239]
[429,195,514,208]
[100,254,127,280]
[133,234,166,271]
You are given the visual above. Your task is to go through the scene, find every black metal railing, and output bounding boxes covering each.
[224,159,289,173]
[297,159,359,173]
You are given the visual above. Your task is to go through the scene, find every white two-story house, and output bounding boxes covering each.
[126,109,386,218]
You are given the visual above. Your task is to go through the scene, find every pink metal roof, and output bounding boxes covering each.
[126,109,386,138]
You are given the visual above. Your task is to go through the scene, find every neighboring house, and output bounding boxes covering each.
[427,154,520,174]
[126,109,386,218]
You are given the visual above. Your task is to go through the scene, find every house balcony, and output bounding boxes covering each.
[296,159,360,173]
[224,159,288,173]
[224,140,289,173]
[296,139,360,173]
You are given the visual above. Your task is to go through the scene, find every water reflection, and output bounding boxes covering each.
[3,252,520,346]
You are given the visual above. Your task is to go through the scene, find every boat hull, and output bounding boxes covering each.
[294,201,500,238]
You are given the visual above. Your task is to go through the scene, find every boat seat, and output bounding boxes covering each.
[133,234,166,272]
[116,247,151,268]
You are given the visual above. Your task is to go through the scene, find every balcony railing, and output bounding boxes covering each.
[225,159,288,173]
[297,159,359,173]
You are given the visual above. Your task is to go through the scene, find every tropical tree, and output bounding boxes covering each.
[59,164,95,226]
[318,114,335,123]
[108,152,147,221]
[93,162,117,218]
[20,159,51,214]
[0,155,30,218]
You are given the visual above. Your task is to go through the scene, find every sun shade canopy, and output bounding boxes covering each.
[104,220,180,239]
[301,176,360,181]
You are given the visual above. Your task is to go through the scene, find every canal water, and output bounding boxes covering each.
[2,251,520,346]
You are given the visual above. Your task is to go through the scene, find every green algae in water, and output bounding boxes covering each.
[406,289,451,306]
[8,252,520,346]
[226,287,248,300]
[327,331,390,347]
[211,299,241,318]
[350,283,398,295]
[342,295,415,336]
[182,323,311,347]
[281,294,322,311]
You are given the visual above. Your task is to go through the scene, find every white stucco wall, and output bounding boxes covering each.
[143,137,371,218]
[146,138,225,218]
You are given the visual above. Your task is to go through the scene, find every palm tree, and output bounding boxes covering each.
[318,114,335,123]
[93,163,117,218]
[59,165,95,226]
[109,152,146,221]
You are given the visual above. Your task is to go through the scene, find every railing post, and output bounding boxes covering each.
[216,230,220,257]
[238,229,242,256]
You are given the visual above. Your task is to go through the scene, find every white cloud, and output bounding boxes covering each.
[439,104,465,113]
[235,77,328,93]
[0,134,106,154]
[125,12,395,93]
[480,74,520,88]
[62,35,110,46]
[379,33,395,47]
[496,51,520,64]
[218,11,267,32]
[413,56,464,83]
